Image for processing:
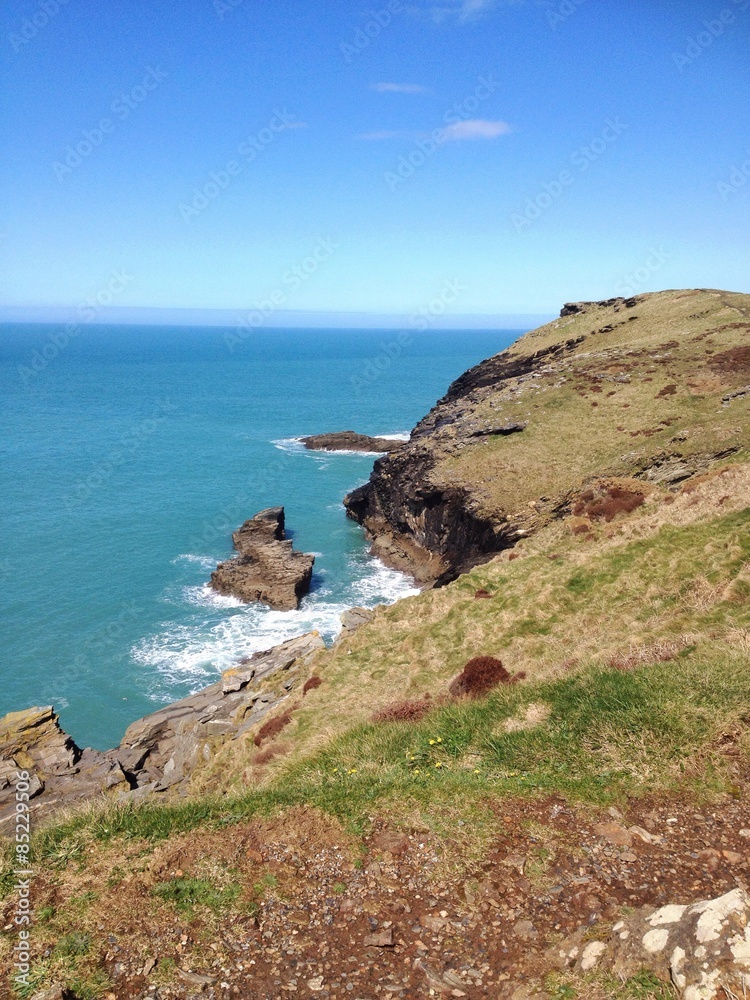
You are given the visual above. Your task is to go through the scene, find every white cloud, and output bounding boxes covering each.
[410,0,522,23]
[358,130,412,141]
[372,82,432,95]
[358,120,511,142]
[424,0,496,22]
[440,119,511,140]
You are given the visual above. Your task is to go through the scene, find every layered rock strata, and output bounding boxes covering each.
[0,632,324,833]
[210,507,314,610]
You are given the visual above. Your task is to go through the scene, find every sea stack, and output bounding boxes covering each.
[210,507,314,611]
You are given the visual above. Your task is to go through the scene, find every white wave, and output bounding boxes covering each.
[131,548,420,704]
[172,553,217,570]
[350,557,420,605]
[272,436,306,453]
[131,598,351,700]
[183,584,244,609]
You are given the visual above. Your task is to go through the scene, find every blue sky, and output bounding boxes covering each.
[1,0,749,324]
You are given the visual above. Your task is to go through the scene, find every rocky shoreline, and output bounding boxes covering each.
[0,631,327,834]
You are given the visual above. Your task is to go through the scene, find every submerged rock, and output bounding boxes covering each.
[210,506,314,610]
[300,431,404,453]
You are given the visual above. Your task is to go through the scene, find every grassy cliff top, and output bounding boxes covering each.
[428,288,750,527]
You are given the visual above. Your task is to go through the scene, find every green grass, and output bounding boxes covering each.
[545,969,676,999]
[21,636,748,873]
[152,876,241,914]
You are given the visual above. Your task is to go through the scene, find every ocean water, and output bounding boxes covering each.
[0,324,521,749]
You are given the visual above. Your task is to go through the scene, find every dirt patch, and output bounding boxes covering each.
[656,383,677,398]
[16,785,750,1000]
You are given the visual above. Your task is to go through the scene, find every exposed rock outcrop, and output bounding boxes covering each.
[556,888,750,999]
[301,431,404,453]
[339,606,375,632]
[210,507,314,610]
[0,632,325,832]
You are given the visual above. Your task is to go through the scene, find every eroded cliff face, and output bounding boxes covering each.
[345,289,750,583]
[343,336,587,584]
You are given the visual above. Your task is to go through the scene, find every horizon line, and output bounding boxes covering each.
[0,304,556,331]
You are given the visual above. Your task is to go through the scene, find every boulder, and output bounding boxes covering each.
[568,888,750,999]
[301,431,404,453]
[339,607,375,632]
[210,507,314,610]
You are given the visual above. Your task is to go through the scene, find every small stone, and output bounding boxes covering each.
[513,919,537,940]
[593,822,633,847]
[364,928,394,947]
[177,969,217,986]
[628,825,655,844]
[722,850,742,864]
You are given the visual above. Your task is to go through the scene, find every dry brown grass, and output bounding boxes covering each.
[371,698,434,723]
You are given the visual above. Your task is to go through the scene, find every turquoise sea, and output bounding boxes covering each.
[0,324,520,750]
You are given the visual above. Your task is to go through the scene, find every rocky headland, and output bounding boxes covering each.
[345,288,750,584]
[300,431,404,453]
[209,506,314,610]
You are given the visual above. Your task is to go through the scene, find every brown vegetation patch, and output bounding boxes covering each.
[254,710,293,747]
[711,346,750,373]
[474,589,493,599]
[656,384,677,398]
[449,656,519,697]
[571,483,646,522]
[372,698,433,723]
[303,675,323,695]
[253,742,291,765]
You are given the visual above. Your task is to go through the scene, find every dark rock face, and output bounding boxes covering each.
[343,341,577,585]
[210,507,314,610]
[0,632,325,833]
[300,431,404,453]
[560,297,639,317]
